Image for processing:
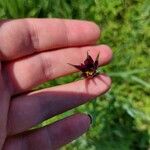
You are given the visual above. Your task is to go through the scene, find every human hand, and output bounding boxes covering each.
[0,19,112,150]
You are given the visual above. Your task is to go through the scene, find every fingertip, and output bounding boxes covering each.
[86,21,101,40]
[98,74,112,88]
[82,74,112,96]
[82,44,113,66]
[76,113,92,130]
[68,20,101,45]
[99,45,113,65]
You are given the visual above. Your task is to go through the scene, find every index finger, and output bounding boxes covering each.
[0,19,100,60]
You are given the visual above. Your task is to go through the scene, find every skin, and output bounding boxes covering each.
[0,19,112,150]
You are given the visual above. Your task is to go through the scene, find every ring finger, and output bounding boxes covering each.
[7,74,111,135]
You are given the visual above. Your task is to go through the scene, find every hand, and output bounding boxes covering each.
[0,19,112,150]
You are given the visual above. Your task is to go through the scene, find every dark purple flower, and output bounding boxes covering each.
[68,51,100,78]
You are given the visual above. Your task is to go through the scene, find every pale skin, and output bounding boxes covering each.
[0,19,112,150]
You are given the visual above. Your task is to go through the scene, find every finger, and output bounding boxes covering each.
[0,19,100,60]
[7,74,111,135]
[4,114,91,150]
[5,45,112,94]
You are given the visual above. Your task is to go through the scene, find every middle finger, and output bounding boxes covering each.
[5,45,112,95]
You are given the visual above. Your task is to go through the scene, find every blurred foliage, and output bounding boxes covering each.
[0,0,150,149]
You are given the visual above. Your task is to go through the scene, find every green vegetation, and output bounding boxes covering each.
[0,0,150,149]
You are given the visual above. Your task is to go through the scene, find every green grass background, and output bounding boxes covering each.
[0,0,150,149]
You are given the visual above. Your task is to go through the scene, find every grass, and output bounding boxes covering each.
[0,0,150,149]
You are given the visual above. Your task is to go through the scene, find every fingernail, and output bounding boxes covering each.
[87,114,93,124]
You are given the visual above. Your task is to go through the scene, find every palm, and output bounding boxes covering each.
[0,19,112,150]
[0,62,10,149]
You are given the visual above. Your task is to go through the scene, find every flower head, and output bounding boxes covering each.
[68,51,100,78]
